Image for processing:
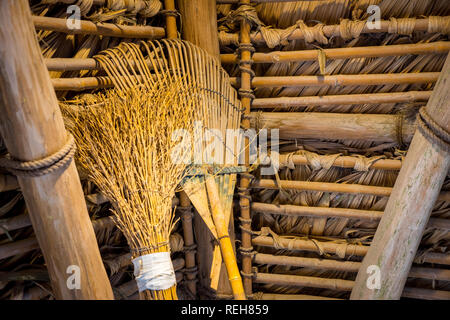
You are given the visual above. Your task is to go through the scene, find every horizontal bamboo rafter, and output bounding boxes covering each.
[252,91,431,109]
[253,179,450,202]
[230,72,439,88]
[33,15,165,38]
[278,154,402,171]
[252,236,450,265]
[219,17,450,46]
[45,42,450,71]
[251,202,450,230]
[254,253,450,281]
[255,273,450,299]
[221,41,450,64]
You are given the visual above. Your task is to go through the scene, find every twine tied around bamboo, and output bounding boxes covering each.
[388,17,416,36]
[0,134,76,177]
[416,107,450,153]
[339,19,366,40]
[428,16,450,35]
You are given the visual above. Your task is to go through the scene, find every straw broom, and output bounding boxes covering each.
[89,39,246,300]
[62,77,198,300]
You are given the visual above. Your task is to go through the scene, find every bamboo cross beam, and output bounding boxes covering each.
[221,41,450,64]
[253,179,450,202]
[218,17,450,46]
[251,202,450,229]
[250,112,416,144]
[45,42,450,71]
[252,91,432,109]
[254,253,450,282]
[0,0,113,300]
[350,54,450,300]
[33,15,166,38]
[252,236,450,265]
[230,72,439,88]
[254,273,450,300]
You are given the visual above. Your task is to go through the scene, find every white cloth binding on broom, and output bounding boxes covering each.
[132,252,176,291]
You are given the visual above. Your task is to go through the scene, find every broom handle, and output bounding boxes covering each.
[205,175,246,300]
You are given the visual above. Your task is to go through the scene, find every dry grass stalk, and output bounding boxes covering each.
[62,78,199,300]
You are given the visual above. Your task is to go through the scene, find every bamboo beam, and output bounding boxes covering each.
[252,236,450,265]
[260,293,342,300]
[253,180,449,202]
[45,42,450,71]
[221,42,450,64]
[351,54,450,300]
[252,91,432,109]
[254,253,450,281]
[255,273,450,300]
[278,154,402,171]
[33,15,166,38]
[250,112,416,143]
[0,0,113,300]
[230,72,439,88]
[219,17,449,46]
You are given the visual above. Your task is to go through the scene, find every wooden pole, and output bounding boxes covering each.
[250,112,416,143]
[0,0,113,300]
[252,91,431,109]
[230,72,439,88]
[33,15,166,39]
[218,17,449,46]
[350,54,450,300]
[178,0,237,298]
[221,41,450,64]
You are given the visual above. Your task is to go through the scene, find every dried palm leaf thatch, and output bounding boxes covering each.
[88,39,246,299]
[62,76,199,300]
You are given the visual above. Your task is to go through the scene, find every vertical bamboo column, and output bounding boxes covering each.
[164,0,197,297]
[351,54,450,300]
[178,0,237,297]
[237,0,254,297]
[0,0,113,300]
[163,0,178,39]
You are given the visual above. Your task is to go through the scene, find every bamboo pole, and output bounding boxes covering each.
[250,112,416,143]
[164,0,178,39]
[205,175,246,300]
[260,293,342,300]
[221,42,450,64]
[278,154,402,171]
[252,91,432,109]
[237,0,254,298]
[251,202,450,229]
[0,0,113,300]
[230,72,439,88]
[351,54,450,300]
[252,236,450,266]
[253,179,449,202]
[218,17,449,46]
[179,191,197,297]
[45,42,450,71]
[33,15,166,38]
[254,253,450,281]
[255,273,450,300]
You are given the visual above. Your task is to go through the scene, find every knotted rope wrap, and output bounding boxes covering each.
[388,17,416,36]
[428,16,450,35]
[339,19,366,40]
[0,134,76,177]
[416,107,450,153]
[132,252,176,292]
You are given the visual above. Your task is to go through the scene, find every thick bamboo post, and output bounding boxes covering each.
[163,0,178,39]
[0,0,113,300]
[178,0,236,297]
[351,54,450,300]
